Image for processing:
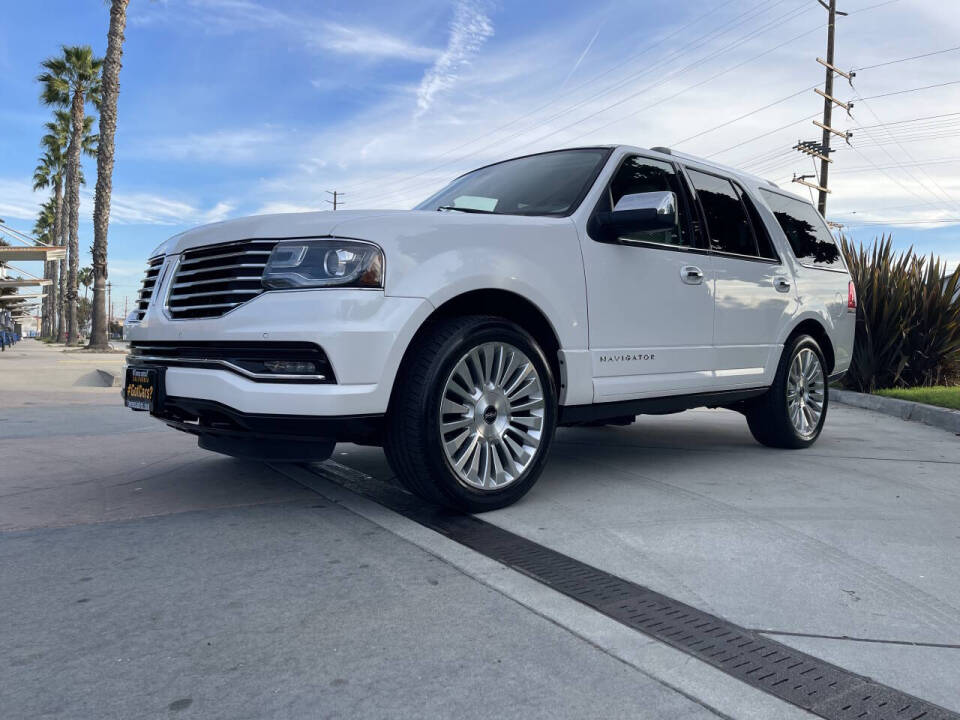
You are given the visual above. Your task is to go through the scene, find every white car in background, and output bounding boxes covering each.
[123,146,856,511]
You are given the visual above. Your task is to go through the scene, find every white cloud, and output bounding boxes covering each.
[134,128,284,164]
[317,23,438,62]
[416,1,494,116]
[103,193,236,225]
[134,0,437,63]
[0,179,42,221]
[0,177,235,227]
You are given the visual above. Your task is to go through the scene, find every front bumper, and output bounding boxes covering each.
[126,288,433,417]
[156,395,384,460]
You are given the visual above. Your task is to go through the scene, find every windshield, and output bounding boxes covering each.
[415,148,611,217]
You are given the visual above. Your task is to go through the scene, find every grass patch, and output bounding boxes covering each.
[874,386,960,411]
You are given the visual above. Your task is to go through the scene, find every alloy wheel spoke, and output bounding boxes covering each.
[440,341,544,492]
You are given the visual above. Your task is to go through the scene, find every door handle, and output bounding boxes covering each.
[681,265,704,285]
[774,276,792,293]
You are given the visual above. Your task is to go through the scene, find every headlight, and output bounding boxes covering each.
[261,239,384,289]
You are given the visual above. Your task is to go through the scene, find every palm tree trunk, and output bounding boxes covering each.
[65,90,84,345]
[46,178,65,339]
[90,0,129,349]
[56,257,66,343]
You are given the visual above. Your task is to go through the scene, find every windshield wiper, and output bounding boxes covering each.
[436,205,497,214]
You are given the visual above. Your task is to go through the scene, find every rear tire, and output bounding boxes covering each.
[746,334,828,449]
[384,315,558,512]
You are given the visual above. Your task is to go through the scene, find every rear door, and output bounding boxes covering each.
[683,167,794,389]
[580,154,717,402]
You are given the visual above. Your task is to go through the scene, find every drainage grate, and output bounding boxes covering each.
[306,462,959,720]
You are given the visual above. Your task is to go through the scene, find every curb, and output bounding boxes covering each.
[832,388,960,434]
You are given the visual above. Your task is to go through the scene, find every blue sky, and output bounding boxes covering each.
[1,0,959,312]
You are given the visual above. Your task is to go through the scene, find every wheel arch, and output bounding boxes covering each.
[392,289,564,399]
[785,318,835,374]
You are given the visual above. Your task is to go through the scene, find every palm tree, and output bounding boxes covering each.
[90,0,130,350]
[31,201,57,338]
[78,266,93,301]
[32,152,62,339]
[38,45,102,346]
[35,109,95,342]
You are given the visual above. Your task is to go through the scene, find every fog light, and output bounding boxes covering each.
[263,360,318,374]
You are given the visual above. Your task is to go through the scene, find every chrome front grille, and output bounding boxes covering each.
[166,240,277,319]
[134,255,165,320]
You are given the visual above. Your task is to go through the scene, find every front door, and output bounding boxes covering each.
[579,155,716,403]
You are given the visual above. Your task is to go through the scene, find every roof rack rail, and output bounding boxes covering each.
[651,146,672,155]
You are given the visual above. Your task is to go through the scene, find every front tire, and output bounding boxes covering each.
[384,315,558,512]
[746,334,828,449]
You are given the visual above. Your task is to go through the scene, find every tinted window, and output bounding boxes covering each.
[603,156,691,246]
[687,169,758,257]
[416,148,610,217]
[760,190,842,268]
[737,187,778,260]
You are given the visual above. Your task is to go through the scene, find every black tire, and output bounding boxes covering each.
[384,315,558,512]
[746,334,829,449]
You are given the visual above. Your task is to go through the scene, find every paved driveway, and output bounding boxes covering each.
[335,404,960,712]
[2,338,959,718]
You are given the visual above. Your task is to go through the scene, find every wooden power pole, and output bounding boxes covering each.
[793,0,853,215]
[325,190,344,211]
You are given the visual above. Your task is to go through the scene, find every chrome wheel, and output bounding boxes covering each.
[786,347,824,438]
[439,342,545,491]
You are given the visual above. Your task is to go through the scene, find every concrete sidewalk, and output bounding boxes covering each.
[1,339,721,719]
[2,338,958,718]
[337,404,960,713]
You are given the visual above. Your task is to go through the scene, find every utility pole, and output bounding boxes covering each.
[793,0,853,215]
[107,281,112,336]
[325,190,344,211]
[817,0,839,214]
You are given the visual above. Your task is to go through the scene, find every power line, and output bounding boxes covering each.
[845,143,951,214]
[340,0,779,200]
[711,112,820,158]
[350,0,817,205]
[859,79,960,100]
[854,111,960,130]
[842,218,960,226]
[336,0,744,196]
[832,157,960,173]
[549,7,824,147]
[854,44,960,71]
[851,129,960,146]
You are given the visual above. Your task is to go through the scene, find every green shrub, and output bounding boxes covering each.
[839,236,960,392]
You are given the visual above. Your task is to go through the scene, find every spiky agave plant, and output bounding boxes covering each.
[902,254,960,387]
[839,235,914,392]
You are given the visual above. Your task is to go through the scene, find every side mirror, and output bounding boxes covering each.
[595,191,678,241]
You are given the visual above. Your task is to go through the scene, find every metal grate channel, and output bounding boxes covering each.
[307,462,959,720]
[134,255,165,320]
[167,240,276,319]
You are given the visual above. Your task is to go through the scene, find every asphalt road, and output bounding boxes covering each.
[2,339,959,718]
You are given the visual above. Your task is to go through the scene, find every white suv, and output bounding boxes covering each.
[124,146,856,511]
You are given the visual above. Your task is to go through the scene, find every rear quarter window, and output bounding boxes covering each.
[760,190,843,269]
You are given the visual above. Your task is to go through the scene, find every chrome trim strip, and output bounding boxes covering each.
[178,249,272,266]
[164,301,242,312]
[129,355,326,381]
[169,276,262,290]
[174,262,268,278]
[169,288,261,301]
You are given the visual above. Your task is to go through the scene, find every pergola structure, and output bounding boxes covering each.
[0,221,66,262]
[0,245,66,262]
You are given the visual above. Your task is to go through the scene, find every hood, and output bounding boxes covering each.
[154,210,407,256]
[153,209,569,256]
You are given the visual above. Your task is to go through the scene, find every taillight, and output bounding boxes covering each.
[847,281,857,312]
